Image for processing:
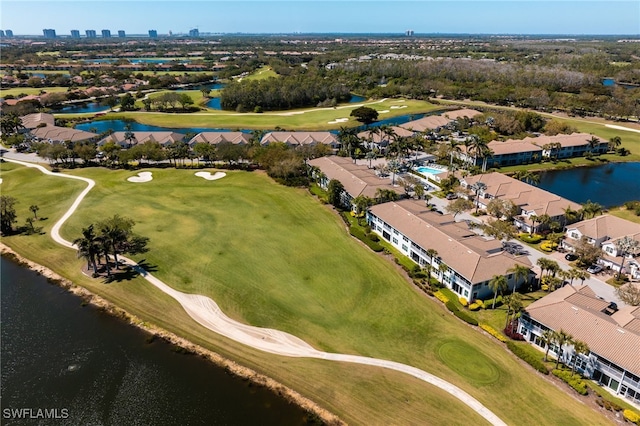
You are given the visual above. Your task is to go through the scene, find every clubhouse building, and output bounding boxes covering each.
[367,199,532,300]
[518,285,640,406]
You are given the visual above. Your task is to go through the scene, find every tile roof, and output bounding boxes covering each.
[21,112,55,129]
[357,126,414,143]
[462,172,581,218]
[399,109,481,132]
[30,124,97,143]
[98,131,184,147]
[261,132,339,147]
[188,132,251,146]
[566,215,640,242]
[307,156,401,199]
[525,285,640,376]
[369,199,530,284]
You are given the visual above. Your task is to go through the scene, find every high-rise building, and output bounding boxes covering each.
[148,29,158,38]
[405,30,414,36]
[43,28,57,38]
[5,29,13,37]
[118,30,125,38]
[102,29,111,38]
[70,30,80,39]
[188,28,199,37]
[0,30,5,38]
[86,30,97,38]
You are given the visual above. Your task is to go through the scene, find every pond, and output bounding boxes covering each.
[535,162,640,207]
[75,120,252,135]
[53,102,110,114]
[0,256,310,426]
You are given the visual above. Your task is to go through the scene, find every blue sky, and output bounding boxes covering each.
[1,1,639,36]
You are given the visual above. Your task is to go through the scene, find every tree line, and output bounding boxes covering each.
[220,72,352,112]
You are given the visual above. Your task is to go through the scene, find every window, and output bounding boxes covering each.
[392,237,398,244]
[393,229,399,235]
[570,232,579,239]
[402,244,408,252]
[403,236,409,242]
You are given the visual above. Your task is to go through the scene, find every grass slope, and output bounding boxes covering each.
[0,163,610,426]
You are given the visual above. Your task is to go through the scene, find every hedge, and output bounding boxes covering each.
[459,297,468,307]
[445,300,459,312]
[623,409,640,425]
[480,324,508,343]
[349,226,383,252]
[454,310,479,326]
[552,369,588,395]
[519,233,544,244]
[468,302,481,311]
[506,341,549,375]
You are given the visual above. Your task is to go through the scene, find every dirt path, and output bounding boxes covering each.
[4,158,507,426]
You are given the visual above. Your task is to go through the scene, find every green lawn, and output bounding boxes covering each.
[0,86,75,97]
[0,162,611,426]
[609,206,640,224]
[240,65,279,81]
[59,98,442,131]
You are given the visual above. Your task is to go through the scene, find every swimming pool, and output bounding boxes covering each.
[416,166,446,176]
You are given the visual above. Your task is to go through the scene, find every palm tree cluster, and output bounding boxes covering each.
[73,215,149,279]
[541,329,590,373]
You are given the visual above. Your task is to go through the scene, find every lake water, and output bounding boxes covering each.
[536,162,640,207]
[0,256,310,425]
[54,102,110,114]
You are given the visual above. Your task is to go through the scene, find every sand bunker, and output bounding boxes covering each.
[195,171,226,181]
[0,178,3,184]
[127,172,153,183]
[327,117,349,124]
[379,110,390,114]
[390,105,407,109]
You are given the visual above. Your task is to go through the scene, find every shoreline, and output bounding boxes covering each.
[0,243,345,426]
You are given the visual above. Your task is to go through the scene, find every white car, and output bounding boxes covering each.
[587,264,603,274]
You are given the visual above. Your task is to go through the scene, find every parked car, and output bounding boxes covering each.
[587,264,603,274]
[445,193,458,200]
[565,253,578,261]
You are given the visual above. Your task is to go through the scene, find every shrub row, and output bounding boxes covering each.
[480,324,508,343]
[519,233,544,244]
[506,341,549,375]
[623,409,640,425]
[552,369,588,395]
[443,299,479,325]
[540,241,558,252]
[468,301,482,311]
[454,310,479,326]
[459,297,468,307]
[349,226,383,252]
[434,291,449,304]
[596,397,623,412]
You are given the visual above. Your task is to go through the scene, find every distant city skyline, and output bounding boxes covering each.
[1,1,639,36]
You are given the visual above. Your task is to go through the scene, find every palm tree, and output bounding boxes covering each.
[542,329,556,362]
[513,170,540,185]
[608,136,621,153]
[503,293,523,329]
[615,236,640,280]
[567,267,589,286]
[489,274,508,309]
[529,214,539,236]
[352,195,372,224]
[537,257,553,287]
[587,136,601,154]
[123,123,136,149]
[424,249,438,280]
[554,329,574,370]
[508,264,530,294]
[581,200,603,219]
[571,340,590,374]
[445,139,462,167]
[562,205,580,225]
[29,204,39,220]
[73,224,101,276]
